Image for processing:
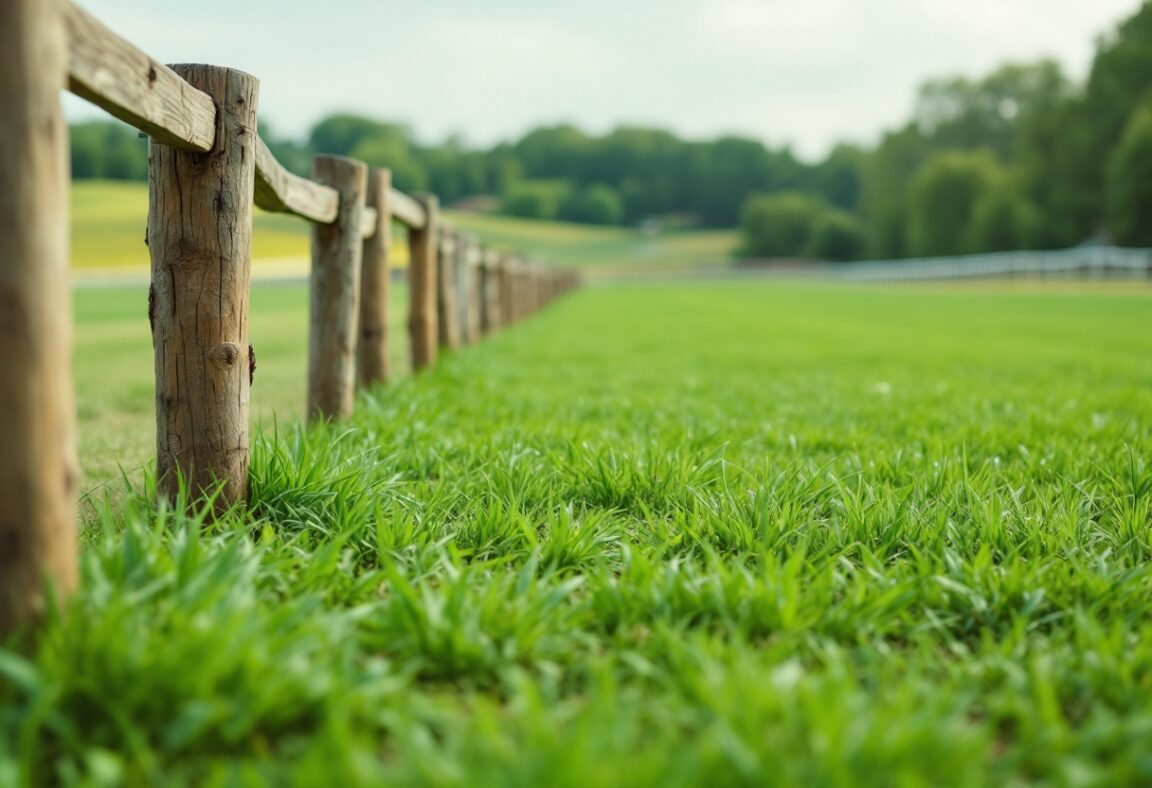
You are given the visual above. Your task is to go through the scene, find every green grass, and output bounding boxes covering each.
[5,280,1152,785]
[447,212,737,270]
[70,180,737,271]
[71,181,321,269]
[73,283,410,492]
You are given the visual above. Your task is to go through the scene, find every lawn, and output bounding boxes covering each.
[5,280,1152,785]
[70,180,737,273]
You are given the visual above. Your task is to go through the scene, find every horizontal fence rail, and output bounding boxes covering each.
[0,0,580,633]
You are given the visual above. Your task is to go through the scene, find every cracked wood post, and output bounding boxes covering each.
[149,64,258,511]
[436,226,460,350]
[309,155,366,421]
[408,194,439,371]
[0,0,77,634]
[357,167,391,389]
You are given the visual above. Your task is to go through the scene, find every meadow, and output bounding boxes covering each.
[4,275,1151,785]
[70,180,737,275]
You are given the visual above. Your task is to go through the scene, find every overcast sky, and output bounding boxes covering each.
[65,0,1141,160]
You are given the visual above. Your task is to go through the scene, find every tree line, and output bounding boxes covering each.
[70,0,1152,260]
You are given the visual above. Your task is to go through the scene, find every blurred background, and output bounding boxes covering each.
[64,0,1152,275]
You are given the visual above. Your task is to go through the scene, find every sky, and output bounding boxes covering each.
[65,0,1143,161]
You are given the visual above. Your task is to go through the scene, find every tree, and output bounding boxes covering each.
[739,192,826,258]
[968,179,1042,252]
[807,209,864,261]
[69,121,147,180]
[858,125,931,258]
[906,150,1002,256]
[562,184,624,225]
[501,180,573,220]
[1106,102,1152,246]
[814,144,863,211]
[349,136,427,194]
[308,114,413,157]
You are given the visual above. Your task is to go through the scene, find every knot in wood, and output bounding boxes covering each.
[208,342,241,368]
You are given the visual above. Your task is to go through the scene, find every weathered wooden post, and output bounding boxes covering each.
[500,256,516,326]
[149,64,258,509]
[436,226,461,350]
[408,194,439,371]
[0,0,77,634]
[464,235,482,344]
[308,155,366,421]
[455,231,473,344]
[358,167,392,389]
[478,249,493,336]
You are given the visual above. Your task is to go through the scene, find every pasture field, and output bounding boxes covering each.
[73,283,408,491]
[70,180,737,273]
[4,280,1152,785]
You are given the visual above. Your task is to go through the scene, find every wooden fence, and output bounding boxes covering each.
[0,0,580,634]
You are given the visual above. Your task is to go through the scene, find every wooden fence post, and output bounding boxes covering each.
[436,226,460,350]
[478,249,493,336]
[149,64,258,510]
[455,231,473,345]
[464,235,482,344]
[408,194,439,371]
[497,255,511,327]
[358,167,391,389]
[308,155,367,421]
[0,0,77,634]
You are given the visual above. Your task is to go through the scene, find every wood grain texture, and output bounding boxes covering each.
[436,228,461,350]
[65,2,215,152]
[360,208,378,239]
[407,195,439,371]
[390,188,427,230]
[149,64,258,510]
[253,136,338,223]
[309,155,366,421]
[357,168,392,389]
[0,0,78,634]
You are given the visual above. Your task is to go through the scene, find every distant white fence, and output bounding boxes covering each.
[830,246,1152,282]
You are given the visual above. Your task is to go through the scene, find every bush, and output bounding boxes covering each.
[739,192,827,258]
[906,150,1002,256]
[560,183,625,225]
[968,181,1043,252]
[806,209,865,261]
[501,180,573,220]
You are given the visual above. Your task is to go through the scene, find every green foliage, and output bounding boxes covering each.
[968,180,1043,252]
[806,208,864,261]
[1106,102,1152,246]
[69,121,147,181]
[350,136,428,194]
[501,179,573,221]
[906,150,1003,256]
[8,281,1152,783]
[561,183,625,226]
[739,194,864,261]
[739,192,827,258]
